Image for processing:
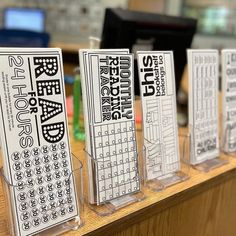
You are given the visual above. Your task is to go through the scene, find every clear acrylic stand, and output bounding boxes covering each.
[0,154,84,235]
[192,157,228,172]
[84,149,145,216]
[186,125,228,172]
[143,134,190,192]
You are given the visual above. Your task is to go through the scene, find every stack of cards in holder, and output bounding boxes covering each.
[137,51,180,180]
[0,48,79,236]
[222,49,236,153]
[79,49,140,204]
[188,49,219,164]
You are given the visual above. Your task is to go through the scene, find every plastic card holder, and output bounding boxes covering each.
[84,150,145,216]
[136,51,186,192]
[187,125,228,173]
[144,133,190,192]
[0,154,84,236]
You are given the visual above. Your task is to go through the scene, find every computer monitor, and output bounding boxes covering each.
[4,7,45,33]
[101,8,197,95]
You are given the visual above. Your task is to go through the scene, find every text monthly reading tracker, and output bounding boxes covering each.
[79,50,140,204]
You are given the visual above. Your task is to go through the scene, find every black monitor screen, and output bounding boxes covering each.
[101,8,197,95]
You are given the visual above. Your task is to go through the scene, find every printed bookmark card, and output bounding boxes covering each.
[222,49,236,152]
[79,49,140,204]
[0,48,79,236]
[188,49,219,164]
[137,51,180,180]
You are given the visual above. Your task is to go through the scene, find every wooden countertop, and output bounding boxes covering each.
[64,127,235,236]
[0,106,234,236]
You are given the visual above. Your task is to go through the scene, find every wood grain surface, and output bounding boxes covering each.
[0,104,235,236]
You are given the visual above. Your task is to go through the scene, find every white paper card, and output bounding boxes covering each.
[0,48,79,236]
[79,49,140,204]
[188,49,219,164]
[222,49,236,152]
[137,51,180,180]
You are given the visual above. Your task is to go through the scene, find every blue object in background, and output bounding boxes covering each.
[4,8,45,33]
[0,29,50,47]
[64,75,75,85]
